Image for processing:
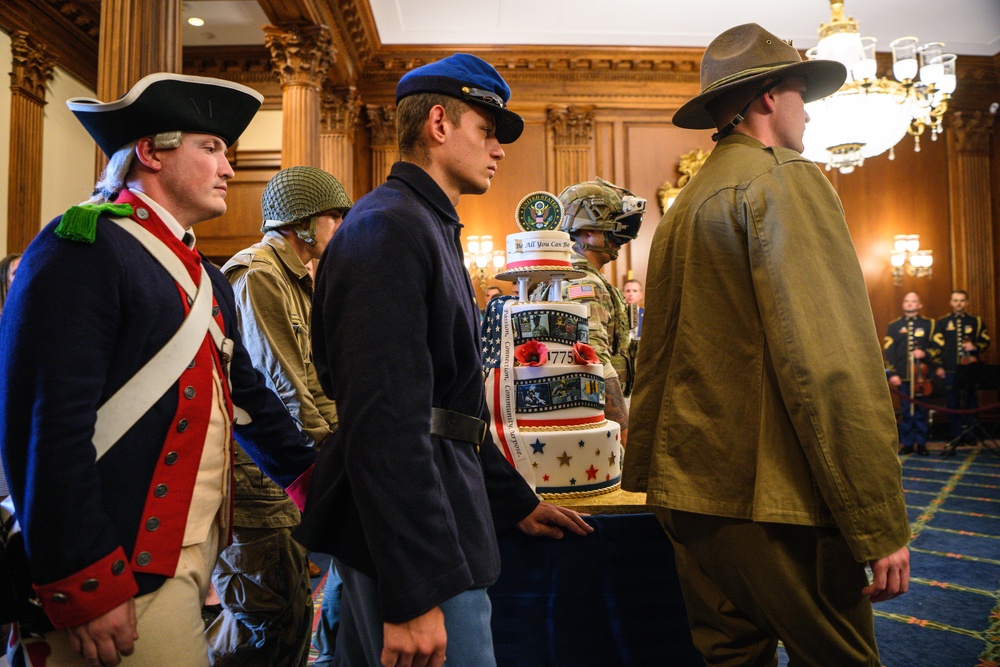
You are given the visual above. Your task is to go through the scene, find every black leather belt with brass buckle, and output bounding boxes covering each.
[430,407,488,447]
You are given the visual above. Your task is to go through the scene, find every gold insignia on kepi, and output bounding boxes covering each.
[515,191,563,232]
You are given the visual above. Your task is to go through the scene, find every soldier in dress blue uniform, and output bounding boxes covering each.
[883,292,936,455]
[931,290,991,444]
[0,73,315,667]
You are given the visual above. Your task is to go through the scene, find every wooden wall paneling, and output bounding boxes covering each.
[946,111,997,361]
[196,158,280,265]
[831,136,952,342]
[456,122,547,306]
[622,123,714,294]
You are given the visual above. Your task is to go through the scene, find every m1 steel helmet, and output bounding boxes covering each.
[557,178,645,246]
[261,166,353,245]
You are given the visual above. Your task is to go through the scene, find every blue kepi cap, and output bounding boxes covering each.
[396,53,524,144]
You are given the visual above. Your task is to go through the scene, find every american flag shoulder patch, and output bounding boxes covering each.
[568,284,595,300]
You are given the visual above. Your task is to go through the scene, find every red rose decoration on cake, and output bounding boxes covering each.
[572,342,598,365]
[515,340,548,366]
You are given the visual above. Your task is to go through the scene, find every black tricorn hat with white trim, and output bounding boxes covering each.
[67,73,264,157]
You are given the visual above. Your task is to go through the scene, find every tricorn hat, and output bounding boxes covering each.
[672,23,846,130]
[67,73,264,157]
[395,53,524,144]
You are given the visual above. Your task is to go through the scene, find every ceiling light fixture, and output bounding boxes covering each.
[187,17,205,27]
[801,0,956,174]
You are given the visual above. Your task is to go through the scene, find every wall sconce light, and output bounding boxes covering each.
[657,148,710,214]
[890,234,933,285]
[464,235,506,293]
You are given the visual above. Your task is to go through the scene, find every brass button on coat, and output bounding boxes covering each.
[154,484,168,498]
[111,559,126,575]
[165,451,178,465]
[81,579,99,592]
[51,593,69,603]
[136,552,152,566]
[177,419,189,433]
[145,517,160,531]
[184,386,196,399]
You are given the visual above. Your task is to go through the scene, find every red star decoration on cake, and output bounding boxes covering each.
[585,465,599,480]
[557,451,572,467]
[606,474,611,481]
[543,474,550,481]
[615,433,619,441]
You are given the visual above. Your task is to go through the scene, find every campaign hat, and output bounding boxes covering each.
[395,53,524,143]
[672,23,846,130]
[67,73,264,157]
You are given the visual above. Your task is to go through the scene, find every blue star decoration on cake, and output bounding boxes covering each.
[531,438,546,454]
[578,439,585,447]
[481,295,517,369]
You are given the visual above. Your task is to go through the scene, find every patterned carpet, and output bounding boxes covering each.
[779,441,1000,667]
[308,443,1000,667]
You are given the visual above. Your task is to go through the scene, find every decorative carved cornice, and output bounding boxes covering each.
[948,111,997,154]
[43,0,100,40]
[264,24,335,90]
[9,31,57,103]
[336,0,375,63]
[322,87,363,134]
[358,49,703,86]
[547,105,595,146]
[365,104,397,146]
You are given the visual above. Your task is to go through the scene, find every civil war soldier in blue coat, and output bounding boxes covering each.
[306,54,593,667]
[0,73,316,667]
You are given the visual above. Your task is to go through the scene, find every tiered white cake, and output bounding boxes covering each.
[483,192,623,498]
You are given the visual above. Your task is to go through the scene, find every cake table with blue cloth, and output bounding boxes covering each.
[489,490,701,666]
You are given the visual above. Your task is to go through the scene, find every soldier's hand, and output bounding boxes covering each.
[865,546,910,603]
[67,598,137,667]
[888,375,902,388]
[517,502,594,539]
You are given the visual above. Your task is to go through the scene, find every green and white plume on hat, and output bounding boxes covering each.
[672,23,846,131]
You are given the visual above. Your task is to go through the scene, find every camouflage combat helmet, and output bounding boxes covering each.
[261,166,353,245]
[558,178,645,247]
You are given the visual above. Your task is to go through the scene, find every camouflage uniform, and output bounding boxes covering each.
[532,254,636,395]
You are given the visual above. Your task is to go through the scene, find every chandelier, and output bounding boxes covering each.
[801,0,956,174]
[464,235,506,293]
[890,234,933,285]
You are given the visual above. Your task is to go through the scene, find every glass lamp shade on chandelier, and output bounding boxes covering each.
[801,0,956,174]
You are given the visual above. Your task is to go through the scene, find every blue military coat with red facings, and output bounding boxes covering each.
[0,192,315,630]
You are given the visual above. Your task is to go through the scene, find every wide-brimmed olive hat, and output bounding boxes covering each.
[672,23,846,130]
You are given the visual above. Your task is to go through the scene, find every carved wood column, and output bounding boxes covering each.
[265,24,334,169]
[7,31,55,253]
[947,110,997,359]
[96,0,182,173]
[320,87,362,198]
[546,105,595,193]
[366,104,398,187]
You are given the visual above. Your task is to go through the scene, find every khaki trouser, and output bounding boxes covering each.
[205,525,313,667]
[13,520,222,666]
[656,508,881,667]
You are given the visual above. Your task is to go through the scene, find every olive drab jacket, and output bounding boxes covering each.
[623,133,911,563]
